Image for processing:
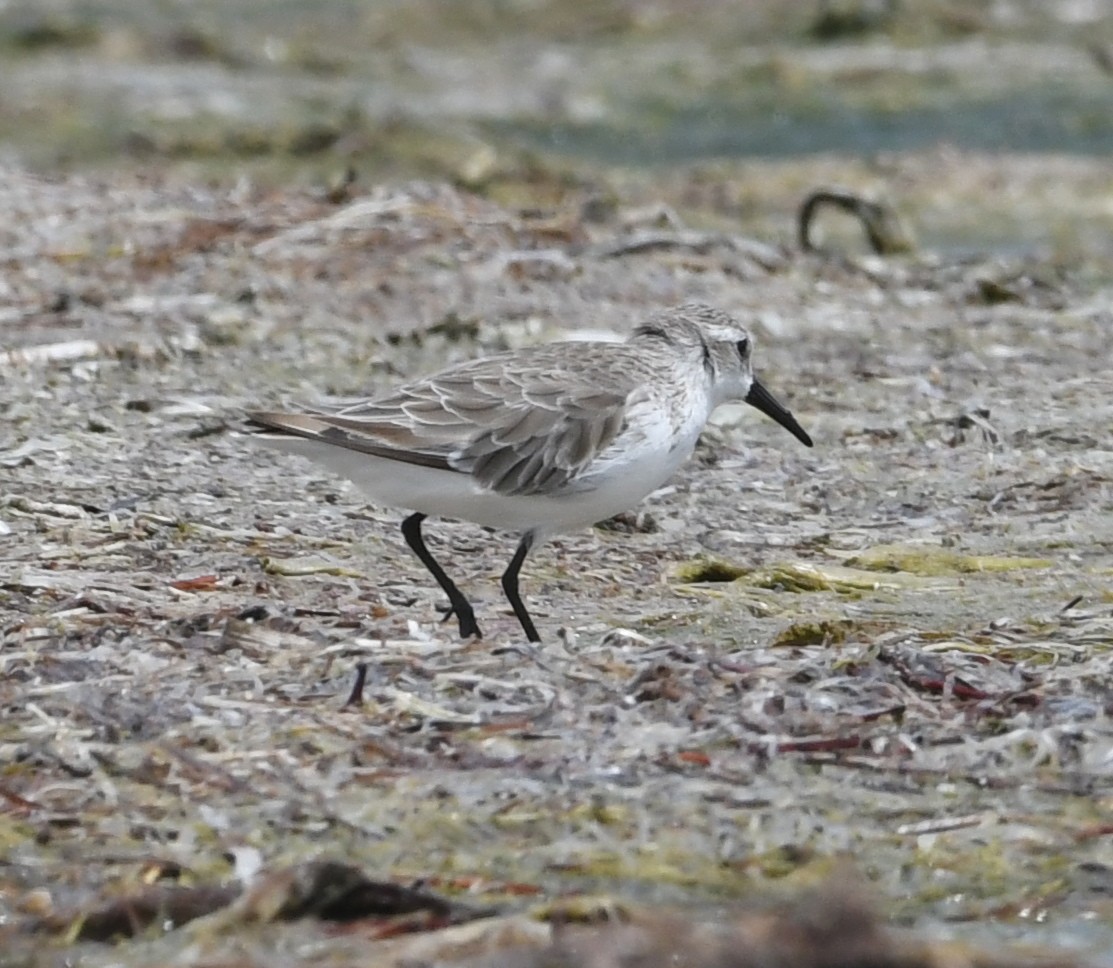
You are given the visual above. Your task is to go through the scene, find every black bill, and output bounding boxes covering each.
[745,378,813,447]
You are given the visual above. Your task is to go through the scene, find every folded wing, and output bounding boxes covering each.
[247,352,638,497]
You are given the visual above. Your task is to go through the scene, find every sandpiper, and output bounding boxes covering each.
[247,302,812,642]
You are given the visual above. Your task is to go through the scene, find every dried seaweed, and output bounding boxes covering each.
[1,166,1112,968]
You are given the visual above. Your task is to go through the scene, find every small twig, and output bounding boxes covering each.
[1061,595,1084,613]
[798,187,914,255]
[344,662,369,708]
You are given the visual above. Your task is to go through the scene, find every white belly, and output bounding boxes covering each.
[252,403,706,538]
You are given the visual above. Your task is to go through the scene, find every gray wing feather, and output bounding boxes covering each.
[305,347,640,497]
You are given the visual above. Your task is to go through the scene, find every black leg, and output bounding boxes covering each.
[501,533,540,643]
[400,513,481,639]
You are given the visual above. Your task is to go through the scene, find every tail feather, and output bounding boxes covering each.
[244,410,452,471]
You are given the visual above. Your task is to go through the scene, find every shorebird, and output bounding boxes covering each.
[247,302,812,642]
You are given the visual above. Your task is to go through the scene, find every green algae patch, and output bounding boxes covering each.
[772,621,845,648]
[672,557,749,583]
[674,558,954,596]
[568,800,631,827]
[771,619,856,648]
[847,544,1053,576]
[744,562,946,594]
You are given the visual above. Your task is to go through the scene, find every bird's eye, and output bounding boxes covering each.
[736,337,750,357]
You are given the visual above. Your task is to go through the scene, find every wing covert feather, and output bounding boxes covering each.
[285,345,644,496]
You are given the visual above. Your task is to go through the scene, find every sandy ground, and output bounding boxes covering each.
[1,155,1112,965]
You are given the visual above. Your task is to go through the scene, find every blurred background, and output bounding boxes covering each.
[3,0,1113,260]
